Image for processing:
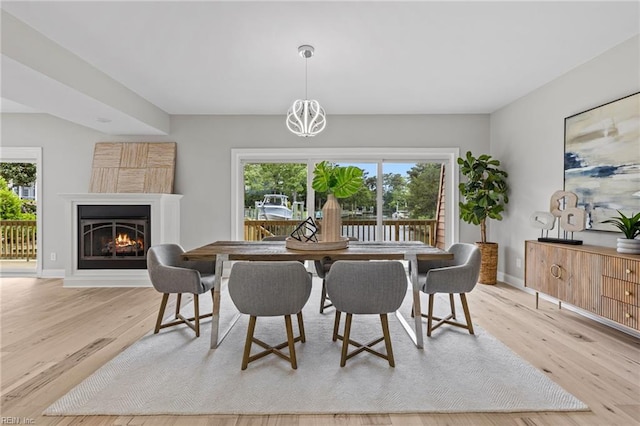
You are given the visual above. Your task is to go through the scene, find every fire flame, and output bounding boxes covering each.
[114,233,143,249]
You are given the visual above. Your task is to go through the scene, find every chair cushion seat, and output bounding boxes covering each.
[326,261,407,314]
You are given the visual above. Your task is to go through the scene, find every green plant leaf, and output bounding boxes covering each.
[602,210,640,239]
[312,161,364,199]
[458,151,509,242]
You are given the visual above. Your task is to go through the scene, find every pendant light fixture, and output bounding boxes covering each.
[286,45,326,137]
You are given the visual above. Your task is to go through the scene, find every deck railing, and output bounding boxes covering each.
[0,220,37,260]
[244,219,436,245]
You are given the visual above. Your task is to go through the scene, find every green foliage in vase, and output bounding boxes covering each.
[312,161,364,199]
[602,210,640,239]
[457,151,509,243]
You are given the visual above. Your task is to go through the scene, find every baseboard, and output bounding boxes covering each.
[63,269,152,288]
[42,269,65,278]
[497,272,523,288]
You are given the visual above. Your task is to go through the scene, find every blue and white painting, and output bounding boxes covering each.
[564,92,640,232]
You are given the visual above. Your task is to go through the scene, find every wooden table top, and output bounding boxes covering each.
[182,240,453,262]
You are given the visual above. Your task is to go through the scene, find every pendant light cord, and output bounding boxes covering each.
[305,57,308,100]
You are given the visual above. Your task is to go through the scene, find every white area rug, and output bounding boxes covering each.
[44,279,588,415]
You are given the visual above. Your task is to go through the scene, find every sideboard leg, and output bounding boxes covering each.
[535,292,539,309]
[559,300,562,310]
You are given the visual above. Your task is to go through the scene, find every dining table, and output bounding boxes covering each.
[181,240,454,350]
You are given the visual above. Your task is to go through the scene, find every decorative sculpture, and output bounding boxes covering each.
[290,217,319,243]
[530,190,585,245]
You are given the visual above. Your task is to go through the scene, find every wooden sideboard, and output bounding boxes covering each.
[525,240,640,332]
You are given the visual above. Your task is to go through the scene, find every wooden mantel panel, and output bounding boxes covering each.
[89,142,176,193]
[147,144,176,167]
[144,168,174,193]
[91,143,122,168]
[120,143,149,168]
[116,168,146,193]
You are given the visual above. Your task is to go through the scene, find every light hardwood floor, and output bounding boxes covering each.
[1,277,639,425]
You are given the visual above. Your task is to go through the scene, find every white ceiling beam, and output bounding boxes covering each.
[1,10,169,135]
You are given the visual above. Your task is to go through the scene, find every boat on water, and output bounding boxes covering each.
[258,194,293,220]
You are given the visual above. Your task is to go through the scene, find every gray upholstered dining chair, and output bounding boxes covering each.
[147,244,216,337]
[315,236,359,313]
[228,261,312,370]
[415,243,481,337]
[325,261,407,367]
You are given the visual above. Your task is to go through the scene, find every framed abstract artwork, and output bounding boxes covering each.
[564,92,640,232]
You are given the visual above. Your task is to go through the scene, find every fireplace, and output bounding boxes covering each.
[78,205,150,269]
[62,193,182,287]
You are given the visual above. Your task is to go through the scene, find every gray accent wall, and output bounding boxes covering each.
[491,35,640,286]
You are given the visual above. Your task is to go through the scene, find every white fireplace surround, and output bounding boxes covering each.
[61,193,182,287]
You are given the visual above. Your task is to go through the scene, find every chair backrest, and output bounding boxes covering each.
[147,243,184,269]
[228,261,312,316]
[325,261,407,314]
[314,237,359,278]
[448,243,480,267]
[147,244,214,294]
[147,243,215,274]
[424,243,481,294]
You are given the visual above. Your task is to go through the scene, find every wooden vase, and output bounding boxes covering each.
[321,194,342,242]
[476,242,498,285]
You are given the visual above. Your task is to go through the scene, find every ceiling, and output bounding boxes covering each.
[1,1,639,134]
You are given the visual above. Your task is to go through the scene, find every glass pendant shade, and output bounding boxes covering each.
[286,99,326,137]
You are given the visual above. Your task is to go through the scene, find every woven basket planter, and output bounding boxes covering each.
[476,242,498,285]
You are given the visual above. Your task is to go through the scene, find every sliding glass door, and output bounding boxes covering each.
[232,148,459,247]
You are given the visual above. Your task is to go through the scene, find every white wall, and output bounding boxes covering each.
[3,36,636,283]
[491,35,640,285]
[1,113,489,275]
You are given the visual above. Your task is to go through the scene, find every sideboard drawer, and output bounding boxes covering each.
[603,257,640,284]
[600,297,639,330]
[602,277,640,306]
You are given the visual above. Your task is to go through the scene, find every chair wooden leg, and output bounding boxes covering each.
[175,293,182,318]
[340,313,353,367]
[154,293,169,334]
[320,279,327,313]
[285,315,298,369]
[380,314,395,367]
[297,311,306,343]
[460,293,474,335]
[427,294,435,337]
[333,311,342,342]
[449,293,456,319]
[194,294,200,337]
[242,316,257,370]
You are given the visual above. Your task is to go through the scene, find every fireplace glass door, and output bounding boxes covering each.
[78,205,150,269]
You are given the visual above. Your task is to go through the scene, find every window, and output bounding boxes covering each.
[232,148,459,247]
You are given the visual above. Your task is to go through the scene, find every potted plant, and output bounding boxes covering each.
[602,210,640,254]
[457,151,509,284]
[312,161,364,242]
